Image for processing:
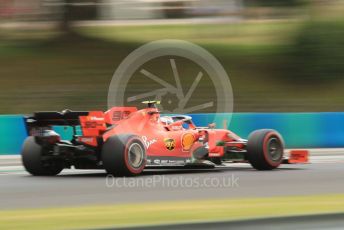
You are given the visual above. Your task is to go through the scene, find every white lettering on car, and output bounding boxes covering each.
[90,116,104,121]
[142,136,157,149]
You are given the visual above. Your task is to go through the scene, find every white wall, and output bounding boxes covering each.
[99,0,164,20]
[98,0,243,20]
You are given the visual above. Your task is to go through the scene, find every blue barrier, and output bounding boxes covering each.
[1,112,344,154]
[0,115,28,155]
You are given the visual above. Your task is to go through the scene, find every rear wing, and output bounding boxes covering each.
[26,111,89,126]
[25,111,89,135]
[25,107,138,137]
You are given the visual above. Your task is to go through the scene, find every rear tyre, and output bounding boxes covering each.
[102,134,146,176]
[21,137,64,176]
[246,129,284,170]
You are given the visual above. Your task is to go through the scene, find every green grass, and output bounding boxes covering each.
[1,21,344,114]
[1,194,344,230]
[76,21,301,46]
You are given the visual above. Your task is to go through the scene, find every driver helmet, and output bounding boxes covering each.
[160,116,173,125]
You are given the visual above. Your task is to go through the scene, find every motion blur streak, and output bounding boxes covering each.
[1,0,344,229]
[1,194,344,230]
[1,1,344,113]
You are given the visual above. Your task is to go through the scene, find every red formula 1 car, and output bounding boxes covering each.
[21,101,308,176]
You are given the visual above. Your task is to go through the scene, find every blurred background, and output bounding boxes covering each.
[0,0,344,114]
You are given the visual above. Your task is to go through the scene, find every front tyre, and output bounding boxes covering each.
[102,135,146,176]
[247,129,284,170]
[21,137,64,176]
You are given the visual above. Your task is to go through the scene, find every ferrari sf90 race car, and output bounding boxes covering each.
[21,101,307,176]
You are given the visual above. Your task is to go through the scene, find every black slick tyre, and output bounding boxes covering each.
[246,129,284,170]
[21,137,63,176]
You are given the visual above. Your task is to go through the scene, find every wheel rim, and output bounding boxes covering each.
[128,143,144,168]
[267,137,283,162]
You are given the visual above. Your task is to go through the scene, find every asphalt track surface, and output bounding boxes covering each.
[1,155,344,210]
